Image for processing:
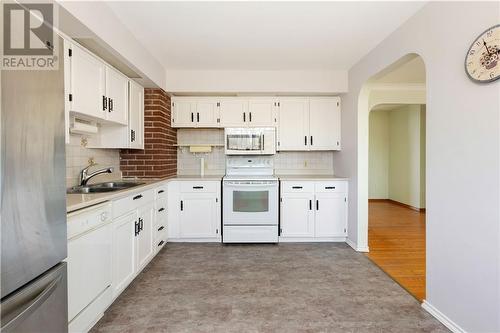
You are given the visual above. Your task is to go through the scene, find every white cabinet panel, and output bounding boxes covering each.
[136,203,154,271]
[315,192,347,238]
[247,98,276,127]
[128,80,144,149]
[309,97,341,150]
[280,193,315,238]
[219,98,248,127]
[172,98,196,127]
[105,66,128,125]
[277,98,309,151]
[195,99,219,127]
[112,211,137,297]
[70,44,106,120]
[179,193,218,238]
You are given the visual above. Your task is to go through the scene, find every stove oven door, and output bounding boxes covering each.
[223,181,278,225]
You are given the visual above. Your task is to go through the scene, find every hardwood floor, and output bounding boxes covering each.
[366,200,426,302]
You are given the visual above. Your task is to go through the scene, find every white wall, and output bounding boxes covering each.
[369,105,426,208]
[388,105,424,209]
[165,70,348,94]
[369,110,390,199]
[333,2,500,332]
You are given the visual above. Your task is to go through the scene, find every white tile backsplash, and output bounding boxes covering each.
[176,129,335,176]
[66,136,121,187]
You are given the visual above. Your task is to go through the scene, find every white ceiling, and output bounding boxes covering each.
[106,1,426,71]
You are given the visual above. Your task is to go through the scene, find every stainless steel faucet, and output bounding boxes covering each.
[79,164,114,186]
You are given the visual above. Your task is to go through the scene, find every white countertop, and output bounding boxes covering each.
[277,174,349,181]
[67,175,223,213]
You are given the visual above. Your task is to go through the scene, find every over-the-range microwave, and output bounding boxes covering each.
[224,127,276,155]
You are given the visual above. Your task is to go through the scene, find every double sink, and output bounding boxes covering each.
[67,181,145,194]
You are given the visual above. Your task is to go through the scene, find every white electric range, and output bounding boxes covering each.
[222,156,278,243]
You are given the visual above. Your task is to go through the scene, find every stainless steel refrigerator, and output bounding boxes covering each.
[1,36,68,332]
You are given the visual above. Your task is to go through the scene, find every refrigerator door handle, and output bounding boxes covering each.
[1,275,62,331]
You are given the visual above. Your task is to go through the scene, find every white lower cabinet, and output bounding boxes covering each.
[168,180,221,242]
[111,211,137,297]
[280,193,315,238]
[280,180,348,242]
[136,202,155,271]
[180,193,218,238]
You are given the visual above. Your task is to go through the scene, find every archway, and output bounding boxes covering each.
[357,54,427,301]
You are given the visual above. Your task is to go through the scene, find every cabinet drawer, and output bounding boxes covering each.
[180,181,219,193]
[156,198,168,222]
[281,181,314,193]
[113,188,154,218]
[155,184,167,200]
[67,202,112,240]
[156,222,167,235]
[314,181,347,193]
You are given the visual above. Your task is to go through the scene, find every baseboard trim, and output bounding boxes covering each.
[422,300,466,333]
[278,237,346,243]
[368,199,425,212]
[346,238,369,252]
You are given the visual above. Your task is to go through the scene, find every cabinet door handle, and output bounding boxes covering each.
[158,207,165,212]
[316,200,319,211]
[309,200,312,210]
[133,194,143,200]
[158,240,165,247]
[325,186,336,190]
[191,112,194,122]
[304,136,307,146]
[180,200,183,211]
[139,217,143,231]
[197,112,200,122]
[158,190,164,194]
[243,112,246,122]
[102,95,107,111]
[134,221,139,236]
[249,112,252,122]
[310,136,313,146]
[158,226,164,231]
[292,186,303,189]
[131,129,135,142]
[193,186,204,189]
[108,98,113,112]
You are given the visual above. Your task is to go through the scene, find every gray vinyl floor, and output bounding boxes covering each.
[91,243,449,333]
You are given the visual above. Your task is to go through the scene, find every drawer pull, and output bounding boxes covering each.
[158,207,165,212]
[158,190,164,194]
[309,199,312,210]
[158,240,165,247]
[292,186,303,189]
[193,186,204,189]
[158,226,164,231]
[133,194,143,200]
[325,186,336,190]
[316,200,319,211]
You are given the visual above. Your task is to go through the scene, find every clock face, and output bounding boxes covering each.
[465,24,500,83]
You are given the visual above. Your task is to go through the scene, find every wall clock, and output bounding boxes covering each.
[465,24,500,83]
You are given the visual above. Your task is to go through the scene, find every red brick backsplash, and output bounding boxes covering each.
[120,89,177,178]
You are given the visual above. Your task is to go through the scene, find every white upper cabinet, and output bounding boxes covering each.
[172,97,219,128]
[309,97,341,150]
[277,97,341,151]
[105,66,129,125]
[69,44,106,120]
[129,80,144,149]
[277,98,309,151]
[195,98,219,127]
[218,98,248,127]
[247,98,276,127]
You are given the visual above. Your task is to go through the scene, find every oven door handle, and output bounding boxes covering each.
[224,182,277,187]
